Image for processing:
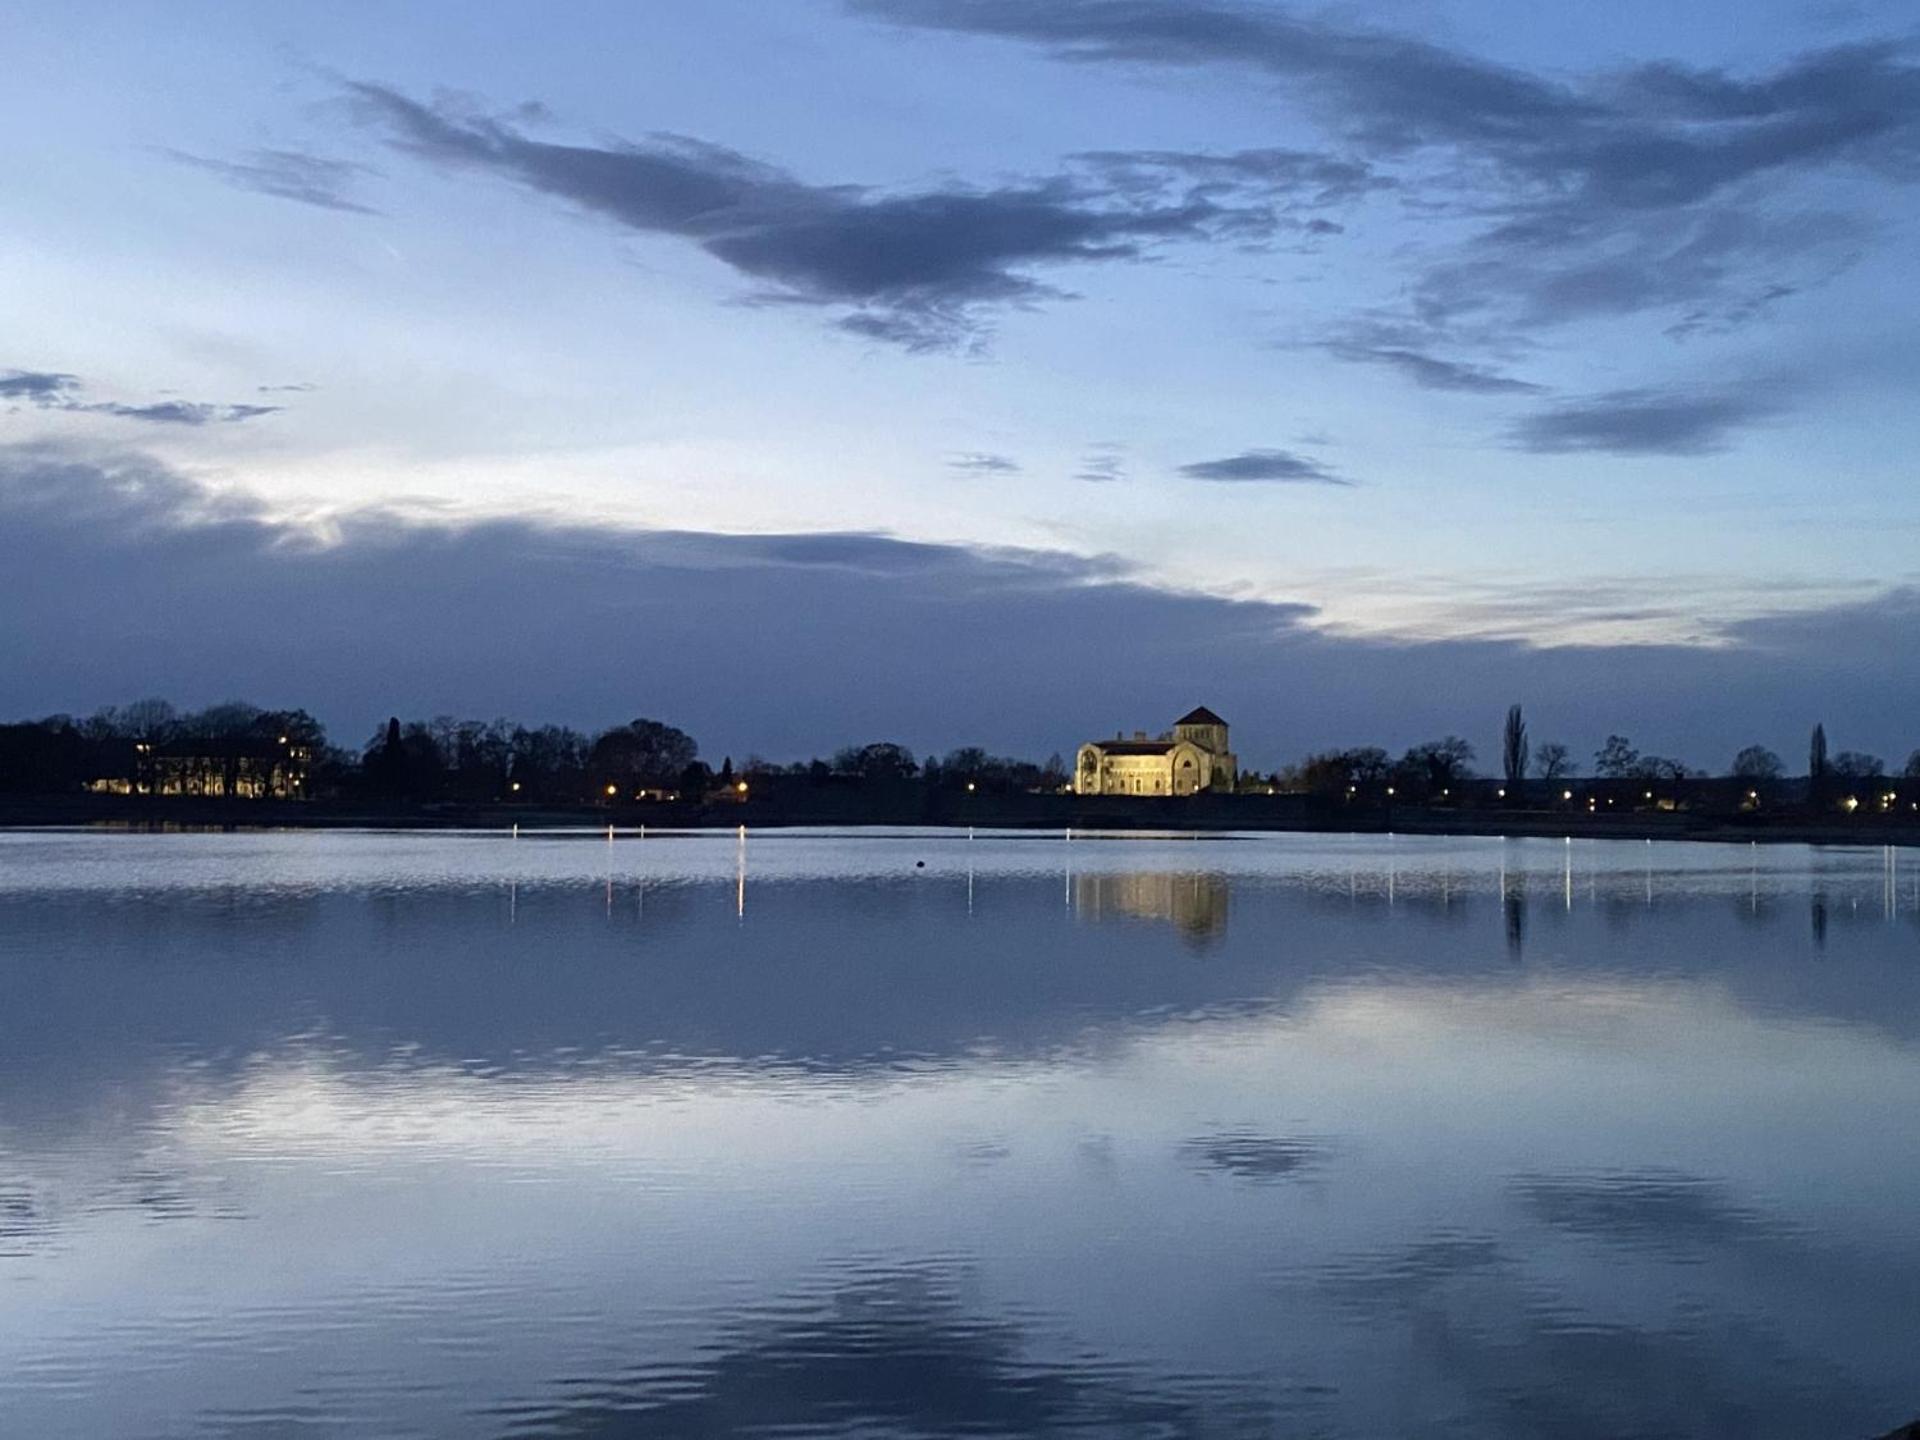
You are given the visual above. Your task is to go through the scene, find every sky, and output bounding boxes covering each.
[2,0,1918,769]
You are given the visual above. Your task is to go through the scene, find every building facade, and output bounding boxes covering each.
[1074,707,1237,796]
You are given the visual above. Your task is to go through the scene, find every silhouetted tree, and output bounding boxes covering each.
[1297,747,1391,799]
[1732,746,1784,780]
[1904,750,1920,780]
[832,742,918,783]
[365,716,439,797]
[1395,736,1475,799]
[506,724,589,800]
[1809,723,1831,808]
[589,718,697,795]
[1535,742,1573,781]
[1502,705,1529,798]
[1832,750,1885,779]
[1628,754,1691,784]
[1594,735,1639,779]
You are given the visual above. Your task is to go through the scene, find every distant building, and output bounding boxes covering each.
[87,738,311,799]
[1075,706,1237,796]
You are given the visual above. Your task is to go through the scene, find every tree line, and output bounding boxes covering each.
[4,697,1918,812]
[1284,706,1920,812]
[0,701,1072,804]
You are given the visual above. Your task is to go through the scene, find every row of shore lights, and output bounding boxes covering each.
[589,780,755,799]
[583,779,987,799]
[1344,781,1910,812]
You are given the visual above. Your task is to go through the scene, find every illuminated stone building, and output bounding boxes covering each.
[1074,706,1237,796]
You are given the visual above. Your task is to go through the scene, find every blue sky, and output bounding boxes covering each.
[3,0,1919,766]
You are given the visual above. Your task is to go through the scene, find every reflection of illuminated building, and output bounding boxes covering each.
[1074,872,1230,942]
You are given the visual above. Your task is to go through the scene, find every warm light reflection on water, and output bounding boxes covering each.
[1,828,1917,1438]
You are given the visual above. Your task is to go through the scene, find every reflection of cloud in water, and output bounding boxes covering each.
[1181,1129,1329,1183]
[1315,1231,1509,1313]
[1513,1168,1788,1258]
[485,1264,1273,1438]
[1073,872,1229,943]
[1307,1230,1874,1440]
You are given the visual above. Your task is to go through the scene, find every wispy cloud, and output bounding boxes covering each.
[947,451,1021,475]
[1074,442,1126,482]
[78,401,282,426]
[1509,386,1777,455]
[343,81,1365,351]
[1178,448,1351,484]
[1,368,285,427]
[1322,343,1542,395]
[854,2,1920,344]
[164,147,382,215]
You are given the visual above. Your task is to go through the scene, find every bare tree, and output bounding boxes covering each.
[1535,742,1573,781]
[1594,734,1640,779]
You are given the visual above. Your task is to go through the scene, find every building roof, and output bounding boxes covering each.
[1175,706,1228,727]
[1087,740,1180,756]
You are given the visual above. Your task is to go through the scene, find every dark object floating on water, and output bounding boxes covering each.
[915,860,926,868]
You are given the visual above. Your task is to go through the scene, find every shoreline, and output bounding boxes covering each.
[5,795,1920,848]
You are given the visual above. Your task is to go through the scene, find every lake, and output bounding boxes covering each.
[1,827,1916,1439]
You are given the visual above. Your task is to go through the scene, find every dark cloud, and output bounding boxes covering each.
[1509,386,1777,455]
[947,451,1021,474]
[0,370,82,405]
[10,443,1920,765]
[1322,343,1542,394]
[855,2,1920,342]
[344,82,1361,350]
[163,148,381,215]
[1178,448,1350,484]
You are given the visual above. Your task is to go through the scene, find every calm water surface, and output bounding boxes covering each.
[1,827,1916,1438]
